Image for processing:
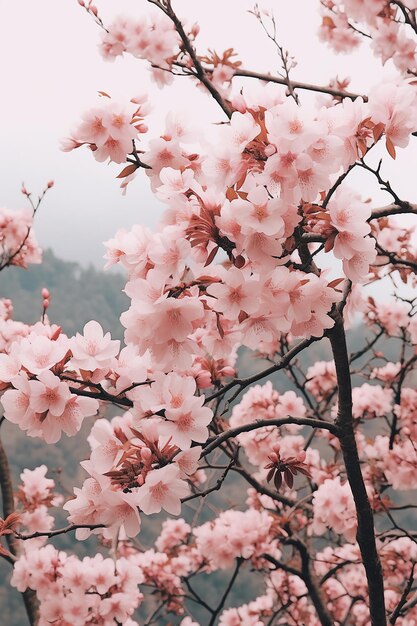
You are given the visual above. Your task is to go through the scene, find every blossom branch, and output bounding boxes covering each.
[202,416,339,458]
[181,455,235,503]
[230,465,298,507]
[389,561,416,624]
[233,68,367,101]
[157,0,233,118]
[208,557,243,626]
[15,523,105,541]
[286,537,334,626]
[204,336,319,404]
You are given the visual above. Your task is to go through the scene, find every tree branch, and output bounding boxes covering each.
[285,538,335,626]
[208,558,242,626]
[204,336,319,404]
[233,68,366,101]
[0,434,39,625]
[15,523,105,541]
[162,0,232,118]
[328,313,387,626]
[202,416,339,457]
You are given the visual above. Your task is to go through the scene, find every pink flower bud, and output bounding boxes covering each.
[60,137,81,152]
[41,288,50,299]
[47,180,54,189]
[196,371,212,388]
[141,447,152,462]
[191,23,200,37]
[220,366,235,378]
[43,299,50,309]
[137,123,148,134]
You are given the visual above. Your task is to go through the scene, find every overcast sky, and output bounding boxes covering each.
[1,0,416,276]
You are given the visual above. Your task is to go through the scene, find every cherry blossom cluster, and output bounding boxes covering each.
[77,79,417,291]
[229,381,310,467]
[320,0,417,74]
[305,360,337,401]
[311,476,359,542]
[194,508,276,570]
[0,322,100,443]
[99,12,182,85]
[63,413,200,539]
[14,465,62,546]
[12,547,143,626]
[366,296,417,340]
[61,95,149,164]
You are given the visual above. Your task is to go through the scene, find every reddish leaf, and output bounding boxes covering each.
[216,314,225,339]
[324,232,337,253]
[204,246,219,267]
[116,164,138,179]
[0,511,21,535]
[266,467,275,483]
[0,544,12,558]
[386,137,396,160]
[328,277,345,289]
[373,122,385,142]
[284,469,294,489]
[322,16,335,28]
[274,471,283,490]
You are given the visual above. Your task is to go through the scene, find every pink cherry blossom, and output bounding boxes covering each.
[136,464,189,515]
[70,320,120,371]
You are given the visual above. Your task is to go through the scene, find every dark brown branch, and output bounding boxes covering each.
[319,559,359,585]
[208,558,242,626]
[182,577,214,614]
[230,465,296,508]
[68,385,133,408]
[285,538,334,626]
[204,336,319,404]
[370,202,417,220]
[181,455,235,503]
[0,435,39,625]
[162,0,232,118]
[233,68,366,101]
[202,416,339,457]
[328,313,387,626]
[262,553,302,578]
[15,523,105,541]
[390,354,417,448]
[389,562,416,624]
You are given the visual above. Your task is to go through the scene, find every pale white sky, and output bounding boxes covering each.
[1,0,416,272]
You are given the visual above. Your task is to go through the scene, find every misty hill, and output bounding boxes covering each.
[1,249,128,340]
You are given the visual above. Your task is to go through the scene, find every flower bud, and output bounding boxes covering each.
[141,447,152,462]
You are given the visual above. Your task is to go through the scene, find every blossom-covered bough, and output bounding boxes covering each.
[2,0,417,624]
